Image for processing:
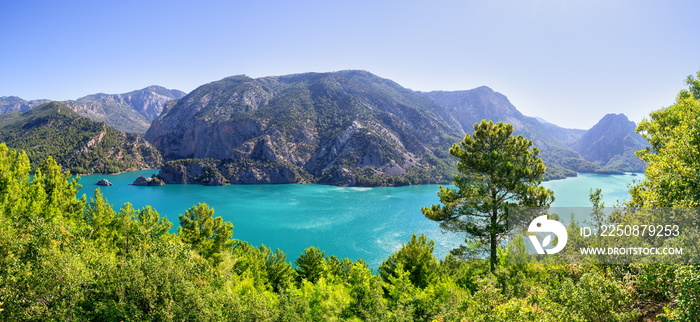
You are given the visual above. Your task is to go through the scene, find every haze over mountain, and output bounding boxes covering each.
[422,88,640,177]
[574,113,647,172]
[1,86,186,134]
[145,70,648,186]
[0,102,162,174]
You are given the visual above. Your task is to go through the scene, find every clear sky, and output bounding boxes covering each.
[1,0,699,129]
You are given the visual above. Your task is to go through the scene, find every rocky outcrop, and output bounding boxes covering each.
[1,87,185,134]
[158,159,228,185]
[132,175,165,186]
[96,179,113,186]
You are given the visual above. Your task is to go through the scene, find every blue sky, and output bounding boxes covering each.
[1,0,699,129]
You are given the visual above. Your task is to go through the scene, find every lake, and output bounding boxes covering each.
[77,171,643,268]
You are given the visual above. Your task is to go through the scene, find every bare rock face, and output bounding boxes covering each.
[145,71,464,186]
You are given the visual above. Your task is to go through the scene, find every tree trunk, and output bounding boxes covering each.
[490,210,497,273]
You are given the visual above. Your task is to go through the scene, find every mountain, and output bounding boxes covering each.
[0,102,162,174]
[422,88,601,178]
[73,86,187,134]
[0,96,50,113]
[146,70,465,186]
[573,113,648,172]
[0,86,185,134]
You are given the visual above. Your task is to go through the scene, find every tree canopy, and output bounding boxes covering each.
[422,120,554,271]
[631,70,700,207]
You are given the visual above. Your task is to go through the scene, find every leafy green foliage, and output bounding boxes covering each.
[294,246,327,284]
[379,234,438,289]
[178,203,233,265]
[631,71,700,207]
[629,70,700,320]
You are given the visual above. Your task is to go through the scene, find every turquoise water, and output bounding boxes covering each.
[77,171,643,268]
[542,173,644,207]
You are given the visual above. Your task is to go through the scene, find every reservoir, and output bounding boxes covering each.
[78,171,643,268]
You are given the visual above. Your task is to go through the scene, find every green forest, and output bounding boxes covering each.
[1,72,700,321]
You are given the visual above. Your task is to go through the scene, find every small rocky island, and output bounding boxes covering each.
[96,179,113,186]
[132,175,165,186]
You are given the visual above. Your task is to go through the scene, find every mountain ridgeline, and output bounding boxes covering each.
[0,71,646,184]
[145,70,647,186]
[0,102,162,174]
[1,86,185,134]
[146,71,465,186]
[573,113,647,172]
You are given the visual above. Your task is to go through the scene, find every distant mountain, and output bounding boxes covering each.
[73,86,186,133]
[422,88,600,178]
[146,70,464,186]
[0,86,185,134]
[2,72,647,183]
[573,113,648,172]
[0,96,50,114]
[0,102,162,174]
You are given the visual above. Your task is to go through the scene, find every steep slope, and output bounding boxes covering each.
[146,70,464,186]
[74,85,186,133]
[423,88,599,178]
[574,113,648,172]
[0,102,162,174]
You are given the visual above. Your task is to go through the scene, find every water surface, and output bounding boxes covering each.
[77,171,642,268]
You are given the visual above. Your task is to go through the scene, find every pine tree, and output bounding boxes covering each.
[422,120,554,272]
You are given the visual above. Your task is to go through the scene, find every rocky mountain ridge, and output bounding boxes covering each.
[1,86,185,134]
[145,70,648,186]
[146,71,464,186]
[2,71,647,185]
[574,113,647,172]
[0,96,51,114]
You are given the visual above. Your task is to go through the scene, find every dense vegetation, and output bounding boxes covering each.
[0,102,162,174]
[3,71,700,320]
[0,144,642,320]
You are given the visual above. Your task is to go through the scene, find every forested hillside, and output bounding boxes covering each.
[0,102,162,174]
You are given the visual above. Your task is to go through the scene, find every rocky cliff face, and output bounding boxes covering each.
[157,159,303,185]
[146,71,464,186]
